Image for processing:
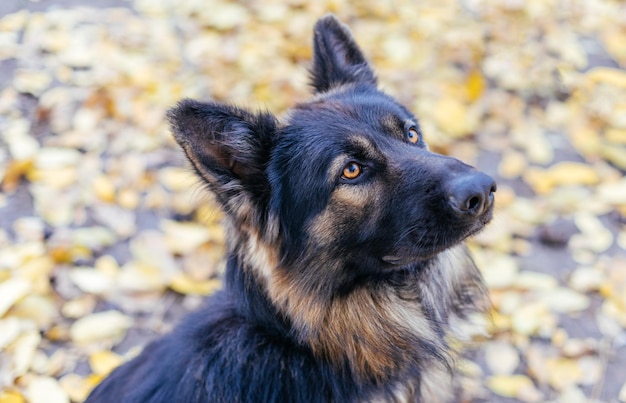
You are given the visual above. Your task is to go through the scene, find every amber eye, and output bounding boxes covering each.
[342,162,362,180]
[407,127,420,143]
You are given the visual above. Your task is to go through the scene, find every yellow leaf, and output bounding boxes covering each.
[169,273,221,296]
[89,350,124,376]
[586,67,626,88]
[498,150,527,179]
[486,375,535,398]
[0,317,21,349]
[11,330,41,378]
[546,357,584,390]
[1,159,33,193]
[158,167,196,192]
[480,254,518,289]
[26,376,69,403]
[59,374,97,403]
[568,123,602,157]
[70,311,132,344]
[34,147,81,169]
[0,391,25,403]
[61,295,96,319]
[466,69,485,102]
[602,30,626,64]
[69,267,114,295]
[571,212,614,253]
[431,97,476,138]
[484,342,519,375]
[488,309,511,333]
[118,188,140,209]
[161,220,223,255]
[547,162,599,187]
[117,261,166,293]
[0,278,31,317]
[511,302,553,336]
[602,144,626,170]
[92,175,116,203]
[523,168,552,194]
[524,162,599,194]
[13,69,52,96]
[539,288,590,313]
[11,295,58,329]
[606,128,626,144]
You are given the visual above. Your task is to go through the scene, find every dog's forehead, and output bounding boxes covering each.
[286,88,415,140]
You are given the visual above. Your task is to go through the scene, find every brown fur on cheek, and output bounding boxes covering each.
[308,182,383,246]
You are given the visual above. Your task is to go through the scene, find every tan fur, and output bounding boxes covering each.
[225,183,487,395]
[308,181,384,245]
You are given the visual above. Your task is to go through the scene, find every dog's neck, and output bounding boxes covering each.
[226,226,487,390]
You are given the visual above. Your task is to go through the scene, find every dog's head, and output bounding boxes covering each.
[169,15,495,289]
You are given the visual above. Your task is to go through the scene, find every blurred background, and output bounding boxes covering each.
[0,0,625,402]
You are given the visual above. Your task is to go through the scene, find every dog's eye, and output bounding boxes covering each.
[407,127,420,144]
[342,162,362,180]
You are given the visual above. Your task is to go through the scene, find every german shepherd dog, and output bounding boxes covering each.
[86,15,495,403]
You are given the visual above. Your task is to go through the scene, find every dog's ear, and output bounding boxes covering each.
[310,14,377,93]
[168,99,275,207]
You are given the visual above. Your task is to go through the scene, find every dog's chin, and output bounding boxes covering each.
[382,208,494,267]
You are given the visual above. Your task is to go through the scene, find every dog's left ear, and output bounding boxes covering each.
[310,14,377,93]
[168,99,275,208]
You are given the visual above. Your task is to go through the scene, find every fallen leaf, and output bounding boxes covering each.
[88,350,124,376]
[484,341,519,375]
[69,267,114,295]
[511,302,554,336]
[486,375,539,400]
[13,69,52,96]
[117,261,167,293]
[546,357,584,390]
[69,310,132,345]
[0,391,25,403]
[26,376,69,403]
[568,266,606,293]
[0,278,31,317]
[169,273,221,296]
[161,220,222,255]
[58,374,100,403]
[0,317,21,349]
[540,288,590,313]
[11,330,42,378]
[480,254,519,289]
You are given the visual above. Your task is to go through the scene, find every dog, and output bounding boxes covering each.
[85,14,495,403]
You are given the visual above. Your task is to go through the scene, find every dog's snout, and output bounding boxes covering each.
[448,172,496,217]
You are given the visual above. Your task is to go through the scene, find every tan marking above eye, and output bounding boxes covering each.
[407,127,419,143]
[342,162,362,179]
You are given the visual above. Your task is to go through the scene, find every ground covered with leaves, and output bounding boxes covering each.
[0,0,625,402]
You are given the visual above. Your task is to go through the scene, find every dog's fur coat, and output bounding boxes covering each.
[86,15,495,403]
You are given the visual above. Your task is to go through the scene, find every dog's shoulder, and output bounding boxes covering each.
[86,291,350,403]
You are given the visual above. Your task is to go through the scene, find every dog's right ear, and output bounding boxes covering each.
[168,99,275,208]
[310,14,377,93]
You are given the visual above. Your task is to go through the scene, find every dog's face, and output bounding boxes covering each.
[169,15,495,292]
[273,86,495,274]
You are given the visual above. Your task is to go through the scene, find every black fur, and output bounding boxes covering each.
[86,15,494,403]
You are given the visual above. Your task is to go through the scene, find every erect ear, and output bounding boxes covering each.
[167,99,275,206]
[310,14,377,93]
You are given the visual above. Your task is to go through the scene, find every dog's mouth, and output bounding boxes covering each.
[381,203,494,267]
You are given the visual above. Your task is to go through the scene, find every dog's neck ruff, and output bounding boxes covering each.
[230,225,487,395]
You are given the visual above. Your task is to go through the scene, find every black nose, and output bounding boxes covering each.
[448,172,496,217]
